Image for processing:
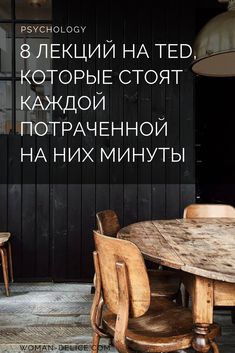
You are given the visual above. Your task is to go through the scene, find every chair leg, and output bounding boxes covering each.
[184,289,190,308]
[7,242,14,283]
[0,247,10,296]
[92,332,100,353]
[210,340,220,353]
[176,289,182,305]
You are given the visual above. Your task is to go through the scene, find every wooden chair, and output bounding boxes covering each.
[0,232,13,296]
[96,210,181,300]
[183,204,235,219]
[91,231,220,353]
[183,204,235,315]
[96,210,120,237]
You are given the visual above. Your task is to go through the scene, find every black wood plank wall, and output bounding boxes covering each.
[0,0,197,281]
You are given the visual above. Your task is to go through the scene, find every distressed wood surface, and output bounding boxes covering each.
[118,218,235,283]
[95,210,182,300]
[93,231,151,318]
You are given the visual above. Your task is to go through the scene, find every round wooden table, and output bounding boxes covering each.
[118,218,235,353]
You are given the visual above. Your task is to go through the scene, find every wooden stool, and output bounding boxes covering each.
[0,233,13,296]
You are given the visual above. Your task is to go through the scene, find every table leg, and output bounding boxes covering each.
[192,324,212,352]
[191,276,219,353]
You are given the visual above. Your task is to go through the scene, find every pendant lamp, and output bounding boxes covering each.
[192,0,235,76]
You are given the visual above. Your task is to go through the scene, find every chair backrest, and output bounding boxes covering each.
[93,230,150,318]
[183,204,235,218]
[96,210,120,237]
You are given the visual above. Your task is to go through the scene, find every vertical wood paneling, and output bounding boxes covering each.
[36,136,50,278]
[95,0,110,214]
[8,136,22,279]
[123,0,138,226]
[0,0,196,281]
[137,1,152,221]
[151,2,167,220]
[80,0,96,280]
[51,0,69,281]
[109,1,125,226]
[21,136,36,278]
[66,0,83,280]
[0,136,8,231]
[165,0,180,219]
[179,0,196,215]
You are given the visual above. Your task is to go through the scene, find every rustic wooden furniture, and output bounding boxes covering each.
[183,203,235,312]
[96,210,121,237]
[183,204,235,219]
[91,230,220,353]
[118,218,235,353]
[0,232,13,296]
[96,210,181,300]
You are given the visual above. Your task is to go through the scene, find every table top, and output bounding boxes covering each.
[118,218,235,283]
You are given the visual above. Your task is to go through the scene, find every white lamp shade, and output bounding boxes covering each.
[192,7,235,77]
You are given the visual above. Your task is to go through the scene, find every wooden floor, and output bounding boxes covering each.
[0,283,234,352]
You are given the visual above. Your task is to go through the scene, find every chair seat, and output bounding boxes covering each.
[102,298,220,352]
[0,233,11,246]
[147,269,181,298]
